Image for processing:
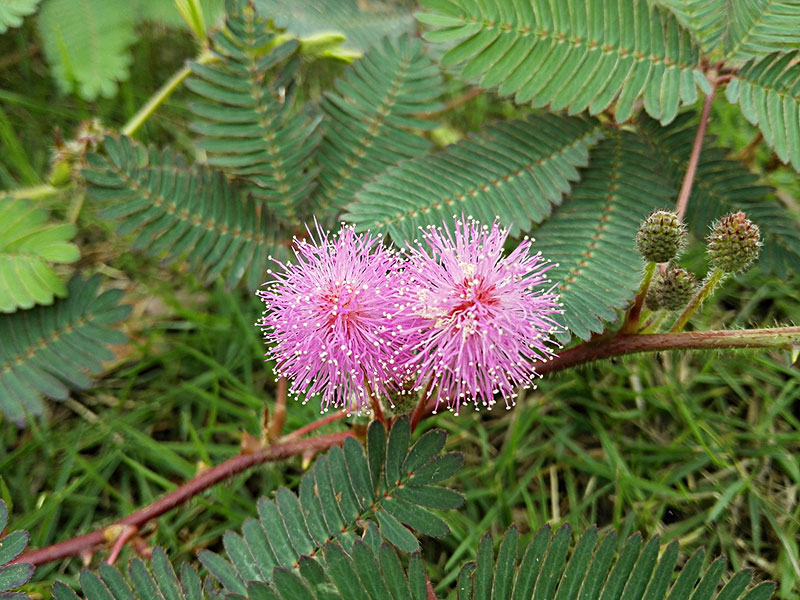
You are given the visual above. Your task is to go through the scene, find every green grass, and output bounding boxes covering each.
[4,253,798,597]
[1,7,799,599]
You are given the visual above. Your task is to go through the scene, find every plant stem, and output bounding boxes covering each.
[623,261,656,333]
[531,325,800,375]
[282,410,349,441]
[670,267,725,332]
[13,430,353,567]
[120,64,192,137]
[268,377,287,440]
[0,183,59,201]
[363,378,387,427]
[16,322,800,568]
[410,378,435,431]
[120,51,213,137]
[674,73,718,220]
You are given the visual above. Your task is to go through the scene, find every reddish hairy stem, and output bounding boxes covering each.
[414,326,800,418]
[532,326,800,375]
[106,526,138,566]
[16,323,799,568]
[623,261,657,333]
[410,378,436,431]
[269,377,287,440]
[13,431,353,567]
[282,409,349,441]
[674,73,718,220]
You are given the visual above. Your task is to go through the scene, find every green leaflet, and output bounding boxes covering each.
[254,0,415,52]
[344,113,603,242]
[0,500,34,598]
[0,274,130,424]
[200,418,464,590]
[83,135,284,290]
[37,0,138,99]
[532,129,672,342]
[0,0,41,33]
[656,0,800,62]
[417,0,705,124]
[0,198,79,313]
[725,51,800,174]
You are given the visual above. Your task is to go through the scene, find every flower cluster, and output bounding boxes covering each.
[258,218,562,416]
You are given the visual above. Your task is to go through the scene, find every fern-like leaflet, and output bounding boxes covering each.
[417,0,707,124]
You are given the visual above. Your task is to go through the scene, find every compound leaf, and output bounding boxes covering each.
[657,0,800,62]
[458,523,775,600]
[0,0,41,33]
[37,0,137,99]
[0,198,79,313]
[0,274,130,425]
[187,0,322,223]
[201,417,463,590]
[417,0,705,124]
[83,135,284,290]
[534,130,672,342]
[314,34,443,215]
[725,51,800,173]
[344,113,603,242]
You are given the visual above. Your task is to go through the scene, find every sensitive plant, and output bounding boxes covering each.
[399,218,561,415]
[256,223,418,415]
[1,0,800,598]
[258,217,561,417]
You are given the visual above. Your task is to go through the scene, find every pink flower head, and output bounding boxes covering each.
[257,223,414,414]
[402,217,561,415]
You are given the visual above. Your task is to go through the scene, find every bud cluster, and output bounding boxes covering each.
[706,212,762,274]
[635,210,761,315]
[635,210,686,263]
[646,266,697,312]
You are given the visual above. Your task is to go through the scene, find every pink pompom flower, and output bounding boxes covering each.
[401,217,561,415]
[257,223,415,414]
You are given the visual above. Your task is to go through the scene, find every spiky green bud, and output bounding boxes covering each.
[706,212,761,274]
[645,286,662,311]
[650,266,696,311]
[635,210,686,263]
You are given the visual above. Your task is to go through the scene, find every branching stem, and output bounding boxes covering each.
[13,431,353,567]
[282,410,349,441]
[670,267,726,332]
[268,377,287,440]
[120,51,213,137]
[623,261,657,333]
[15,322,800,567]
[674,72,719,220]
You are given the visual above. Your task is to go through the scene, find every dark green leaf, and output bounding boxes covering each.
[381,497,450,538]
[375,510,419,553]
[395,485,464,510]
[408,453,464,486]
[493,526,519,600]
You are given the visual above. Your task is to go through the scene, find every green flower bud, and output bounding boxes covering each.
[651,266,696,311]
[635,210,687,263]
[706,212,761,274]
[645,286,662,311]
